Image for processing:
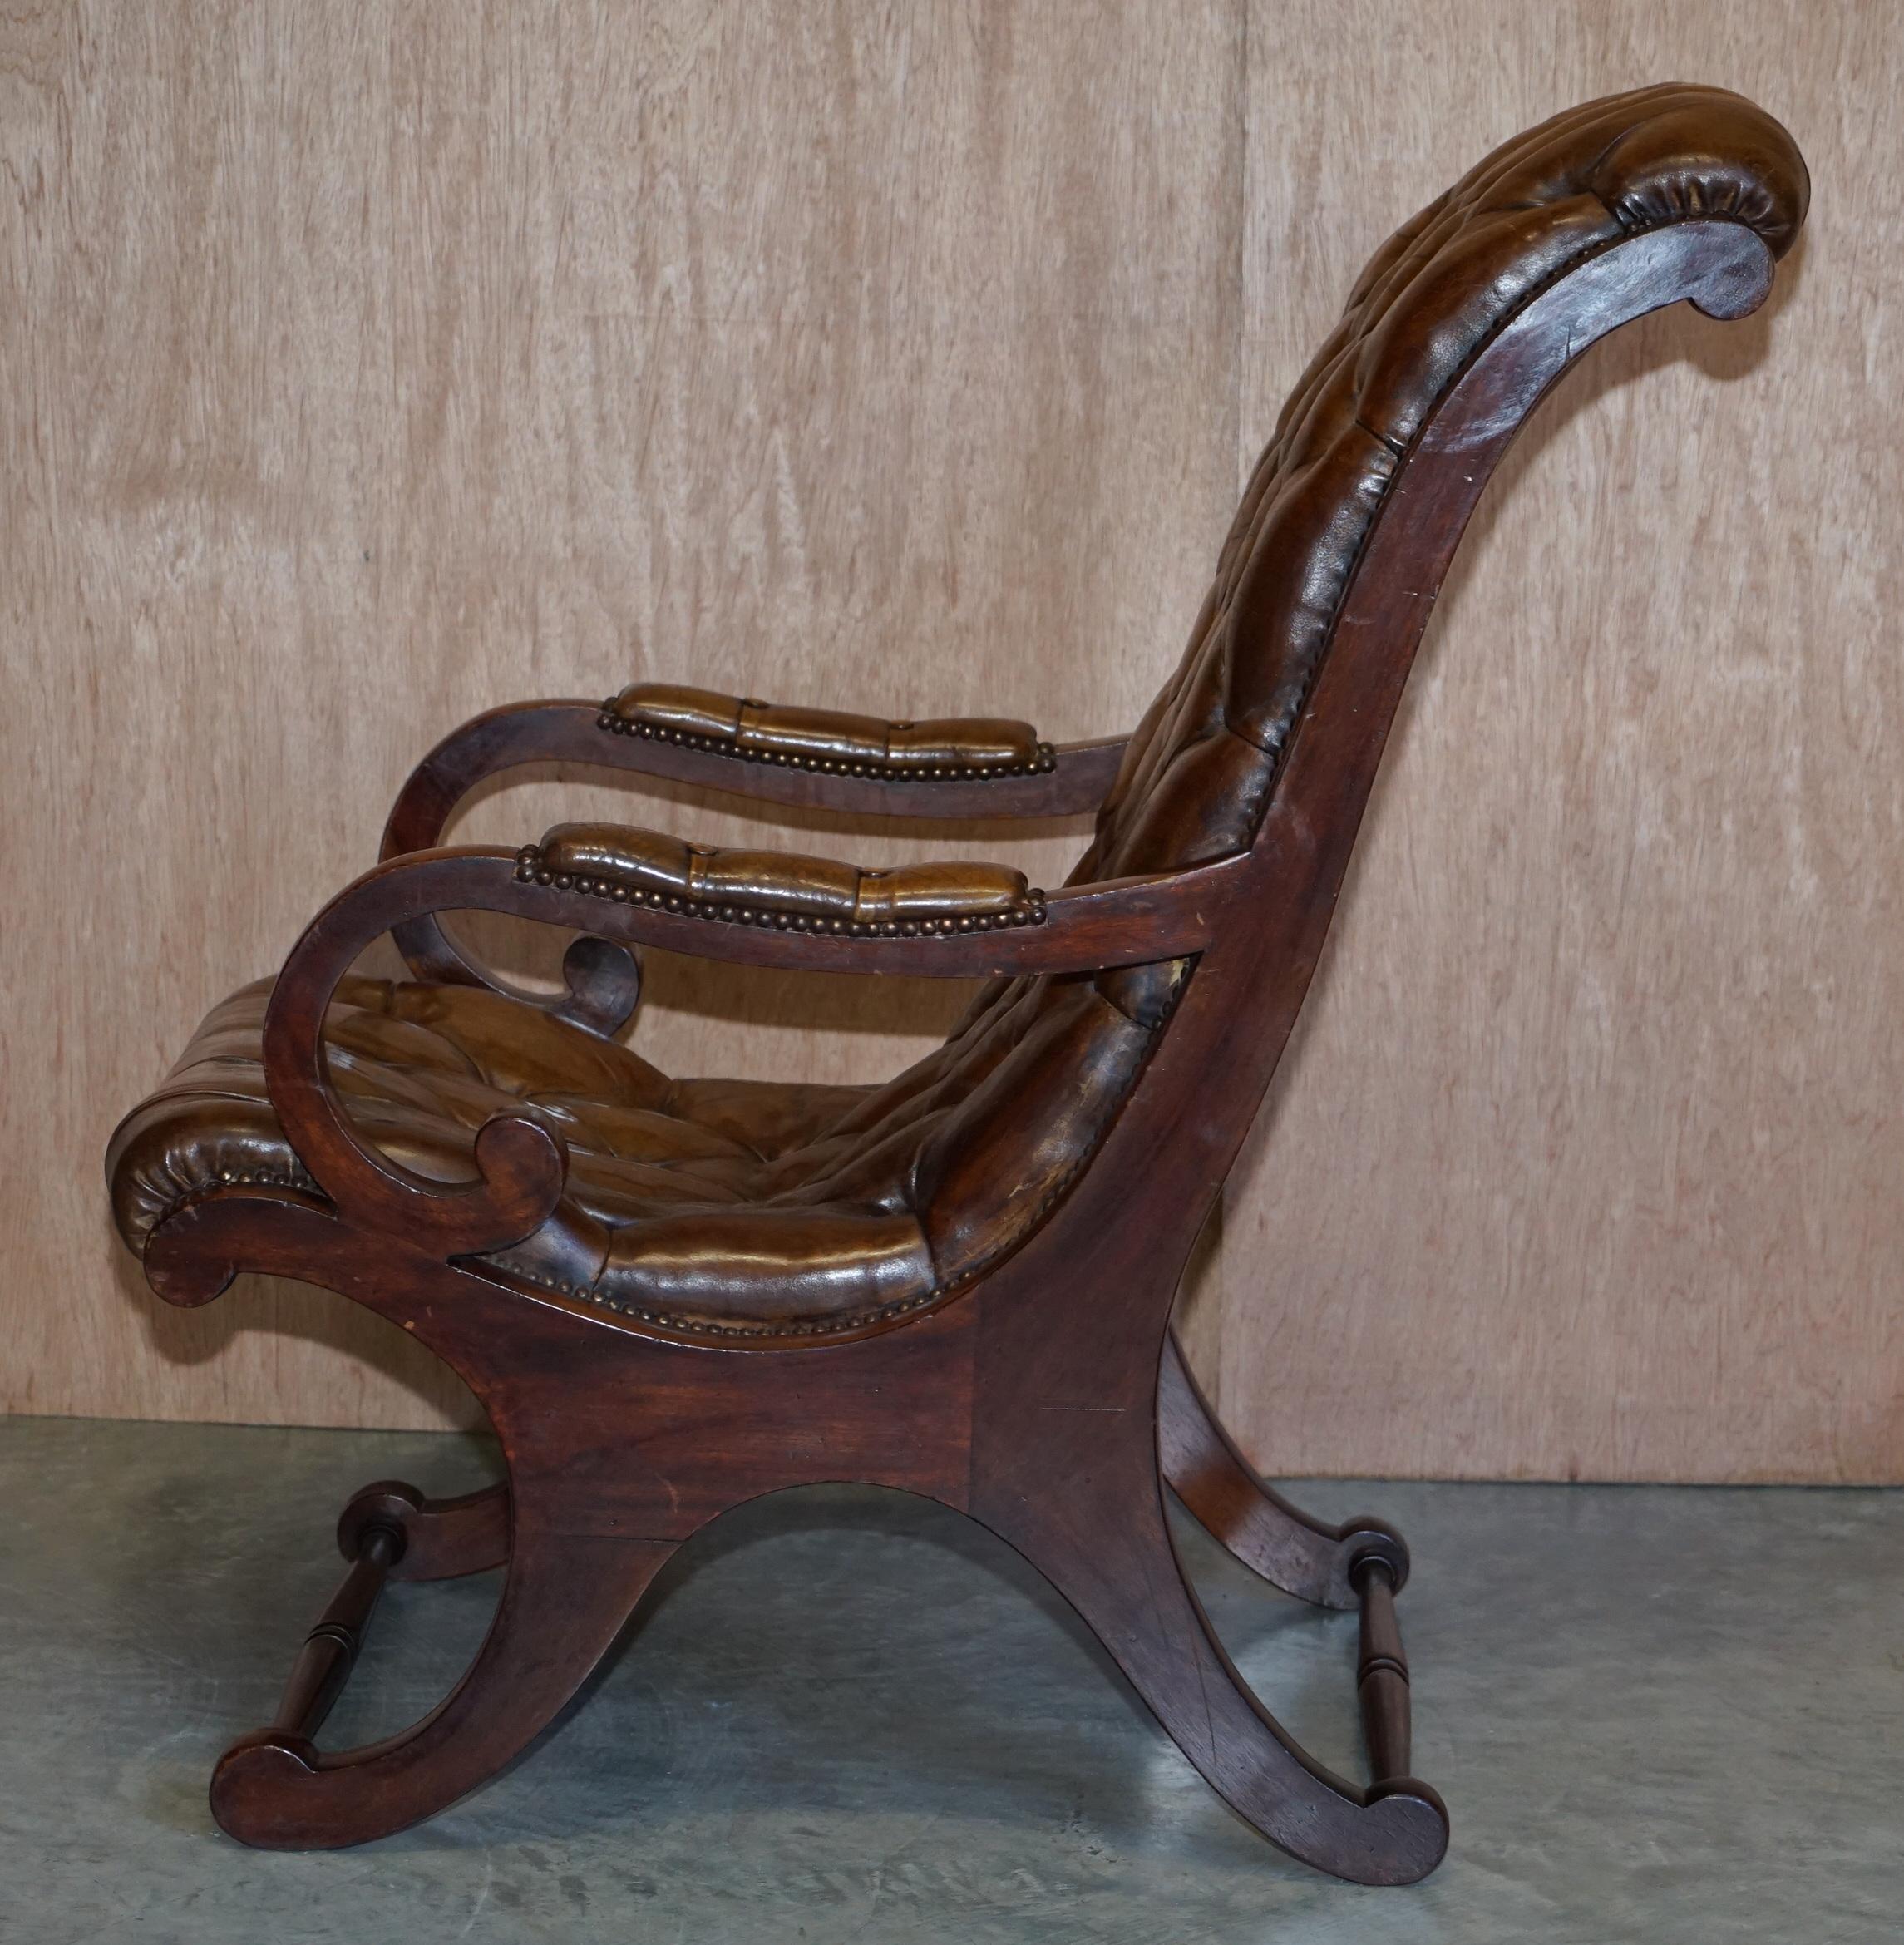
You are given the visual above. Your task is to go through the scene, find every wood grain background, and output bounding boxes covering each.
[3,2,1898,1481]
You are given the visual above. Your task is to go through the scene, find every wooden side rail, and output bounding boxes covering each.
[269,1522,404,1745]
[267,1468,1421,1797]
[259,1481,515,1758]
[1354,1556,1412,1786]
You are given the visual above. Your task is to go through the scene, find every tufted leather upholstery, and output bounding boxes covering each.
[107,86,1807,1341]
[1080,84,1803,891]
[536,822,1043,931]
[604,683,1054,778]
[106,966,1172,1337]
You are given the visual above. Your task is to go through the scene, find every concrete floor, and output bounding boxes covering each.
[0,1419,1898,1945]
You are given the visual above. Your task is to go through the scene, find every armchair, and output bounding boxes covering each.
[107,84,1807,1883]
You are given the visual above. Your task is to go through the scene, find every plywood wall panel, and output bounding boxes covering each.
[1199,0,1904,1481]
[3,1,1897,1481]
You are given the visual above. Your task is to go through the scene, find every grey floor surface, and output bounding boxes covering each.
[0,1417,1898,1944]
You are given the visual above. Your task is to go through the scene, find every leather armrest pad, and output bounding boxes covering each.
[535,822,1044,930]
[602,683,1053,778]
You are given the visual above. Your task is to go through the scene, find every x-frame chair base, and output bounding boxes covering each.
[148,1190,1446,1887]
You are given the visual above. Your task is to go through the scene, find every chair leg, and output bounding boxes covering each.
[210,1477,673,1849]
[1159,1328,1409,1610]
[973,1375,1447,1886]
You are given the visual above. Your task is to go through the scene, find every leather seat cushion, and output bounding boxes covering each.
[106,976,915,1334]
[106,963,1176,1339]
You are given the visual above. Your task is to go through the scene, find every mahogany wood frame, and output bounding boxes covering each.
[139,218,1778,1883]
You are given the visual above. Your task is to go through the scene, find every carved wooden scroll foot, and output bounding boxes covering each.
[211,1487,671,1850]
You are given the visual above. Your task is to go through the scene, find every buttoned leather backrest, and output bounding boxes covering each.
[1082,86,1803,895]
[865,85,1807,1291]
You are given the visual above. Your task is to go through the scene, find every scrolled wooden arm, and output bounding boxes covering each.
[381,700,1127,993]
[261,842,1245,1257]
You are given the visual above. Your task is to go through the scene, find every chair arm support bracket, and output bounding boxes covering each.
[259,845,1245,1261]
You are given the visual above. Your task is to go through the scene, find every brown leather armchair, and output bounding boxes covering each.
[106,85,1807,1883]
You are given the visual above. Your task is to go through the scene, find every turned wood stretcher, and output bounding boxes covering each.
[106,85,1807,1884]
